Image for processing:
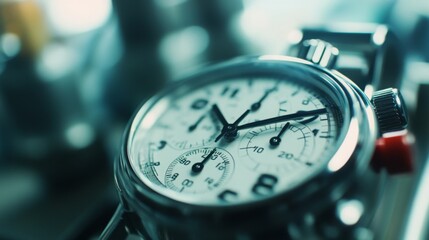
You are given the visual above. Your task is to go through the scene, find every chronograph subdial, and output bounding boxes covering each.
[165,148,234,194]
[239,122,315,173]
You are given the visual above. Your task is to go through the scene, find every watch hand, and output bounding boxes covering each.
[212,104,228,126]
[298,115,319,125]
[250,86,277,111]
[215,109,250,142]
[191,148,217,173]
[237,108,327,130]
[269,122,290,147]
[233,109,250,125]
[188,115,206,132]
[269,115,320,146]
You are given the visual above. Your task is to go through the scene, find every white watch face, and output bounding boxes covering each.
[128,59,350,206]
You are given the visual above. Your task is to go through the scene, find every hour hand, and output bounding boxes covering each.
[212,104,228,126]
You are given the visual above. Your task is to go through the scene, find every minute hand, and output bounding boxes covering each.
[237,108,327,130]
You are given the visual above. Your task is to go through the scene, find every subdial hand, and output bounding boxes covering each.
[188,115,206,132]
[191,148,217,174]
[250,86,277,111]
[269,122,290,147]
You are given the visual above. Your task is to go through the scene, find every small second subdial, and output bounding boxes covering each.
[239,122,315,173]
[165,147,234,194]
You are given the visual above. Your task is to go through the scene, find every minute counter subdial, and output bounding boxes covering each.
[239,122,315,173]
[165,148,234,194]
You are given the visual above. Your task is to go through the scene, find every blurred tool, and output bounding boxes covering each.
[103,0,243,122]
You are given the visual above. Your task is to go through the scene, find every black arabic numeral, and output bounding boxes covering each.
[218,189,238,202]
[202,152,219,160]
[171,173,179,181]
[205,177,214,185]
[144,161,160,168]
[252,146,264,153]
[158,140,167,150]
[221,86,240,98]
[182,179,194,187]
[191,98,209,110]
[252,174,278,196]
[179,158,191,165]
[278,151,294,160]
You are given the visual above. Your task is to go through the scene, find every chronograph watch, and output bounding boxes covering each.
[100,28,410,240]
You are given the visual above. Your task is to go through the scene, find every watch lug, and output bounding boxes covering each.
[298,39,339,69]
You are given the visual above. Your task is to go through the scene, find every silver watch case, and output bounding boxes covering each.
[114,55,381,239]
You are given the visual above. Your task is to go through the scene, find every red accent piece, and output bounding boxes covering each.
[371,132,414,174]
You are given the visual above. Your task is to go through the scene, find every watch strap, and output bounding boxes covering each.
[99,205,129,240]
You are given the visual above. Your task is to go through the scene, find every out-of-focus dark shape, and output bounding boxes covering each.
[400,84,429,240]
[102,0,167,121]
[0,0,117,239]
[103,0,243,123]
[411,16,429,61]
[0,0,108,190]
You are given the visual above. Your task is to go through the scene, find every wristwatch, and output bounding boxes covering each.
[100,25,411,239]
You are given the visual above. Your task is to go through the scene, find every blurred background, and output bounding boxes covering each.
[0,0,428,239]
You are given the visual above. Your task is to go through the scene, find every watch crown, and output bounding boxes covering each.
[298,39,339,69]
[372,88,408,134]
